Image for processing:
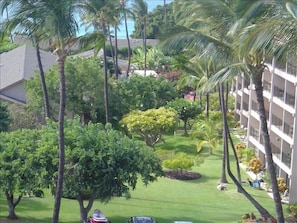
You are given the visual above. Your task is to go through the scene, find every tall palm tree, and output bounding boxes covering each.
[131,0,148,76]
[165,0,281,220]
[29,1,78,222]
[78,0,112,124]
[202,1,297,222]
[120,0,131,76]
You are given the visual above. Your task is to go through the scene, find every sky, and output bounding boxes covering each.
[115,0,173,38]
[0,0,173,38]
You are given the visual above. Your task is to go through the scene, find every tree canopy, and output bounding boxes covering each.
[120,107,178,149]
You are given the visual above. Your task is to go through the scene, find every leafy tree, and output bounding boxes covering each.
[166,98,203,134]
[115,75,178,118]
[39,118,164,223]
[120,107,178,149]
[25,57,111,124]
[0,129,41,219]
[8,104,41,131]
[0,102,11,132]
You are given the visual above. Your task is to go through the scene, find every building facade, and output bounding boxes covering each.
[233,58,297,204]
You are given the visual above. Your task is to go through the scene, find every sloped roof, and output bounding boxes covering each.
[0,44,56,91]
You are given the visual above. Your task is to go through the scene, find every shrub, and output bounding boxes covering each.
[288,203,297,218]
[163,153,195,173]
[277,178,288,193]
[248,157,263,175]
[235,143,246,161]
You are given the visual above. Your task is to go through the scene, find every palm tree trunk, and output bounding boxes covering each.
[143,19,147,76]
[52,53,66,223]
[253,71,284,223]
[219,84,228,184]
[219,81,273,219]
[114,25,119,79]
[108,24,117,78]
[102,21,110,124]
[35,43,51,119]
[123,8,131,76]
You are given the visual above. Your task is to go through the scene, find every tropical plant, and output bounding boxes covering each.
[120,107,179,149]
[131,0,148,75]
[191,118,221,155]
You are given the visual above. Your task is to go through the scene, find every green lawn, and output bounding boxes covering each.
[0,134,286,223]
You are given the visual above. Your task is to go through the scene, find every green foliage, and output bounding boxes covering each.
[25,57,115,124]
[287,203,297,218]
[120,107,179,148]
[155,149,175,161]
[131,3,179,39]
[163,152,195,172]
[0,128,43,218]
[0,35,19,53]
[201,92,235,111]
[115,75,178,116]
[191,118,222,155]
[39,118,163,204]
[0,102,11,132]
[131,47,172,70]
[166,98,203,134]
[8,104,41,131]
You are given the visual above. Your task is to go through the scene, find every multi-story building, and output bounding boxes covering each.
[233,58,297,204]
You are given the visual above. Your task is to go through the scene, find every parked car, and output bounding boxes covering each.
[126,216,156,223]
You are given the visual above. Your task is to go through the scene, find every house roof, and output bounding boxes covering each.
[0,44,56,91]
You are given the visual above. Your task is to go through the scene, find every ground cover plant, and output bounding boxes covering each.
[0,134,281,223]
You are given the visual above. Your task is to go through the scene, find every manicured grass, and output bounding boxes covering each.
[0,134,286,223]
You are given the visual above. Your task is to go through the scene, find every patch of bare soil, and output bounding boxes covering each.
[164,170,201,180]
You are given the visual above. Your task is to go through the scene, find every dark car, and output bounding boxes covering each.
[126,216,156,223]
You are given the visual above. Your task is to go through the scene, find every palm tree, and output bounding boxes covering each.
[131,0,148,76]
[120,0,131,76]
[165,0,282,220]
[29,1,78,222]
[0,1,51,120]
[1,2,78,221]
[78,0,112,124]
[191,118,221,155]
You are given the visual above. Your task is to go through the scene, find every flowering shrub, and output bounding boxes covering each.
[277,177,288,193]
[248,157,263,175]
